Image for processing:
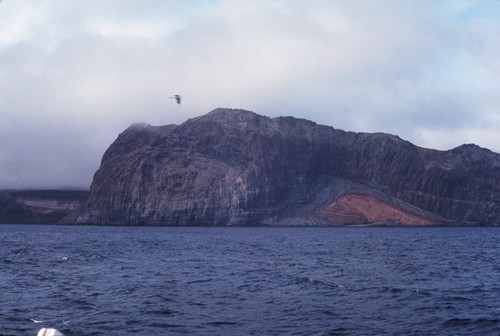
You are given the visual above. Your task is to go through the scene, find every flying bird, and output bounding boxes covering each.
[170,95,181,104]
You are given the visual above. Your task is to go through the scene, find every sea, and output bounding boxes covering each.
[0,225,498,336]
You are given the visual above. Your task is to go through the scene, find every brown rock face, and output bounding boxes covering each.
[75,108,499,226]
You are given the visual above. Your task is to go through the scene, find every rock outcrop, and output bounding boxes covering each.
[75,108,499,226]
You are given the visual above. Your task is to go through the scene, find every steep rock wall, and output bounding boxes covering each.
[75,108,499,226]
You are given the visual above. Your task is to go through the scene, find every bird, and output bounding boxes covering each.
[30,318,44,323]
[170,94,181,104]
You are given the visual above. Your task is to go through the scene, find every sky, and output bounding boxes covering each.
[1,0,499,189]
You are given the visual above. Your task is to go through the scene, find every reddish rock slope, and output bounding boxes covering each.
[319,193,439,226]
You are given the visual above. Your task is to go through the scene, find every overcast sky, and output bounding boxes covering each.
[1,0,499,189]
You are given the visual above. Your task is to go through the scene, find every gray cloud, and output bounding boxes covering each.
[1,0,499,189]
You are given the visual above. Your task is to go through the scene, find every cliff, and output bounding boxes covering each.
[75,108,499,226]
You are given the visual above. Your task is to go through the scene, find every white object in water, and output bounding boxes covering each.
[37,328,64,336]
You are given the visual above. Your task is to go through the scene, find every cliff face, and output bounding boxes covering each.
[75,108,499,226]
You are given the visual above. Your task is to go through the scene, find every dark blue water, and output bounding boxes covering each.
[0,225,498,336]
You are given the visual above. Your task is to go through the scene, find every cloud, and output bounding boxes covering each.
[0,0,499,189]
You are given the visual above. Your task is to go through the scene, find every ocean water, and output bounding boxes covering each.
[0,225,498,336]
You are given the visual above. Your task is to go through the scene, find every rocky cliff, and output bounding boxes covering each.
[75,108,499,226]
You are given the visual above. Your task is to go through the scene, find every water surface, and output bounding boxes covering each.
[1,225,499,335]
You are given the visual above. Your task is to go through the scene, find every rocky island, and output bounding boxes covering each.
[0,190,88,224]
[70,108,498,226]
